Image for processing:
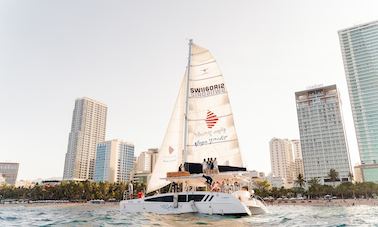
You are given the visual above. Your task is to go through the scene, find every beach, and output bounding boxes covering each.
[266,198,378,206]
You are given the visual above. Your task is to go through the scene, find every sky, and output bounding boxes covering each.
[1,0,378,180]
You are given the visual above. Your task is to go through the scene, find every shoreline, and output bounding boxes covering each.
[266,198,378,206]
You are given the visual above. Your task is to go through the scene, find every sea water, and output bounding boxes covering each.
[1,203,378,226]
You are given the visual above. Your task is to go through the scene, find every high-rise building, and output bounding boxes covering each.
[291,139,304,179]
[339,21,378,182]
[135,148,159,173]
[63,97,107,180]
[295,85,352,184]
[136,151,152,173]
[269,138,295,186]
[0,162,19,185]
[94,139,134,183]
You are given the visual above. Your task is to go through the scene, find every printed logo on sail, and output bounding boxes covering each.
[168,146,174,154]
[206,110,218,129]
[190,83,225,97]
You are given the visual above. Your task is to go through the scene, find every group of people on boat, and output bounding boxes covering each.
[127,181,144,199]
[202,157,218,174]
[210,180,243,193]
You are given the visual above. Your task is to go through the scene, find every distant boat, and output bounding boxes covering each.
[120,40,267,216]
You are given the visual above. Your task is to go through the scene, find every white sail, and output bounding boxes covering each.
[186,44,242,167]
[147,42,243,193]
[147,77,186,193]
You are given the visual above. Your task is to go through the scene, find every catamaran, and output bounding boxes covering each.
[120,40,267,216]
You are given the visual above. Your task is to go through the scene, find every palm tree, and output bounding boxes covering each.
[308,177,321,199]
[328,168,339,188]
[295,173,306,189]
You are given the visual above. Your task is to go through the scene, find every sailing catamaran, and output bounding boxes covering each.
[120,40,267,216]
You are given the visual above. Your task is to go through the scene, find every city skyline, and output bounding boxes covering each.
[2,1,378,180]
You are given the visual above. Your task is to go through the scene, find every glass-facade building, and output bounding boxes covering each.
[339,21,378,182]
[94,140,134,183]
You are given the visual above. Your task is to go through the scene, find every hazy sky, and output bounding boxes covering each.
[1,0,378,180]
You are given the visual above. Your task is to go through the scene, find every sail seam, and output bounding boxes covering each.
[192,50,208,55]
[190,60,216,67]
[189,74,222,81]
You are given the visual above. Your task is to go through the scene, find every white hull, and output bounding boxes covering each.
[245,199,268,215]
[120,191,252,216]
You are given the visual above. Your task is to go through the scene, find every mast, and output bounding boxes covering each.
[183,39,193,167]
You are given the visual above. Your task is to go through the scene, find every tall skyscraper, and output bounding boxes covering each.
[339,21,378,182]
[269,138,295,186]
[0,162,19,185]
[94,139,134,183]
[291,139,304,179]
[63,97,107,180]
[295,85,352,184]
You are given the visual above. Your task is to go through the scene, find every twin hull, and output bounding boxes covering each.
[120,192,251,216]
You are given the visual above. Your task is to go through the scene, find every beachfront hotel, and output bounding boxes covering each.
[63,97,107,180]
[339,21,378,182]
[295,85,352,184]
[0,162,19,185]
[94,139,134,183]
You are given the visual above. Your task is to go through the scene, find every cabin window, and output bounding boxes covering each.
[208,196,214,202]
[178,195,187,202]
[188,195,205,202]
[145,196,173,202]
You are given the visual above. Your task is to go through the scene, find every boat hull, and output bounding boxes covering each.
[245,199,268,215]
[120,192,251,216]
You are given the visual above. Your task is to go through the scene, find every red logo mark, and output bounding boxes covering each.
[206,110,219,129]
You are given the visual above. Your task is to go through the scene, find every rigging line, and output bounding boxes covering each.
[189,74,223,81]
[190,60,216,67]
[188,113,233,121]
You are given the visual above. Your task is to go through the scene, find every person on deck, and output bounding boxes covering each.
[137,190,144,199]
[202,159,207,174]
[211,181,220,192]
[178,164,183,172]
[207,158,211,173]
[202,175,213,190]
[210,158,214,174]
[128,181,134,199]
[213,158,218,174]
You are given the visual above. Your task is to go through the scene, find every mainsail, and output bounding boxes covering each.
[147,42,243,193]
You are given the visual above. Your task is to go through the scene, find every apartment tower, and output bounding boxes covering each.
[269,138,295,186]
[63,97,107,180]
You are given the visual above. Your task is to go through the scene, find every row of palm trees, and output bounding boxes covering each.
[0,181,146,201]
[254,169,378,199]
